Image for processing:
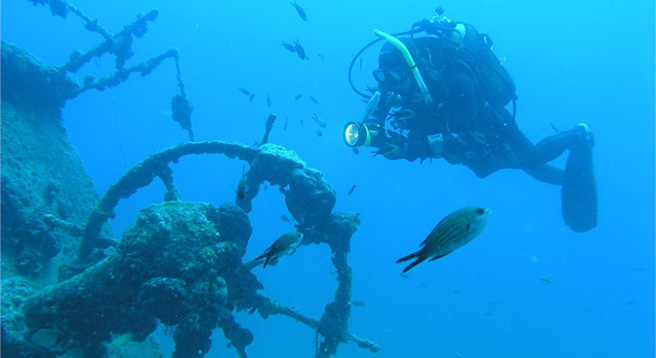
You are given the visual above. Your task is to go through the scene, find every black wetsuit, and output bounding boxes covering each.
[366,36,585,184]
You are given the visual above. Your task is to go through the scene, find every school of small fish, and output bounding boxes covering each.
[237,2,329,142]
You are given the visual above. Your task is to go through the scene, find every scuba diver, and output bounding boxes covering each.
[343,8,597,232]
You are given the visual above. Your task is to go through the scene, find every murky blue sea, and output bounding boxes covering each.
[3,1,654,357]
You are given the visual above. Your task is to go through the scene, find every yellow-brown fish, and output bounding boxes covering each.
[397,207,490,272]
[255,232,303,268]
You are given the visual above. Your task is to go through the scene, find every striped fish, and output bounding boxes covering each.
[397,207,489,272]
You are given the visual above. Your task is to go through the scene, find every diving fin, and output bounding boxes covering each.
[561,127,597,232]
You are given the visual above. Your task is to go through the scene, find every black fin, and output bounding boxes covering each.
[562,135,597,232]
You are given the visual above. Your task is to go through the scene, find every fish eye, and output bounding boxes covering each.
[475,208,486,216]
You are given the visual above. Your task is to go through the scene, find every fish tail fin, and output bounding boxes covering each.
[255,250,269,262]
[262,256,271,269]
[402,256,427,273]
[396,252,418,263]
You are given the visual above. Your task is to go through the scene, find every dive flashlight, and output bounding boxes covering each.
[343,122,385,147]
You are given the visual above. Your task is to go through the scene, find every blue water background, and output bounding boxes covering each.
[3,1,654,357]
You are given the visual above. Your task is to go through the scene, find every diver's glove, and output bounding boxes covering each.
[427,133,445,158]
[373,131,408,160]
[372,143,406,160]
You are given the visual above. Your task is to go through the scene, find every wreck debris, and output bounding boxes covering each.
[23,141,380,357]
[25,202,239,357]
[77,141,259,260]
[28,0,195,140]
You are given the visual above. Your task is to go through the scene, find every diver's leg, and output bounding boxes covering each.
[506,121,593,165]
[500,120,544,166]
[522,164,564,185]
[534,130,581,162]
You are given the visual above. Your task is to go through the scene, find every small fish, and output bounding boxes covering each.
[280,214,294,223]
[291,1,307,21]
[249,93,256,104]
[400,273,409,279]
[238,88,251,96]
[352,147,359,155]
[236,165,247,200]
[315,128,323,137]
[300,118,304,125]
[397,207,490,272]
[295,40,307,60]
[351,300,367,307]
[389,108,415,120]
[309,96,319,104]
[30,329,67,352]
[539,278,551,285]
[312,113,326,128]
[318,54,325,60]
[255,232,304,268]
[281,41,296,53]
[267,94,271,107]
[284,117,288,131]
[294,94,303,100]
[347,184,357,195]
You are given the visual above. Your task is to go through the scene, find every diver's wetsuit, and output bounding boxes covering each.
[366,36,588,184]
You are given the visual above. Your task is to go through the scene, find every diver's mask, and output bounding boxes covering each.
[343,122,386,147]
[372,68,407,83]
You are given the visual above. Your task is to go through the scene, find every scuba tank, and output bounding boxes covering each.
[413,16,517,107]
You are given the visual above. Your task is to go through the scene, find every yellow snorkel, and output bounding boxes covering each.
[373,29,433,104]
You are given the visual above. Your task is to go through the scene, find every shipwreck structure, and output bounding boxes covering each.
[2,1,379,357]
